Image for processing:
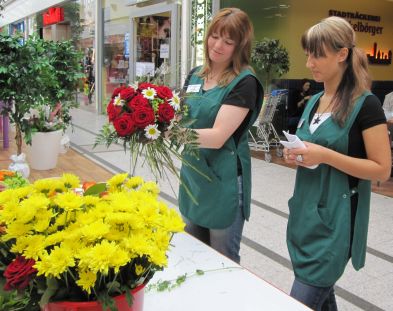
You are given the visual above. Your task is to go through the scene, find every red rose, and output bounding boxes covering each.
[112,86,126,98]
[4,256,37,291]
[138,82,156,91]
[155,86,173,100]
[132,106,155,129]
[119,87,136,101]
[113,113,136,136]
[158,102,175,123]
[107,101,122,122]
[128,94,150,111]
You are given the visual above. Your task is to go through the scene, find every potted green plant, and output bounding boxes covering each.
[251,37,290,91]
[0,34,57,176]
[0,34,83,172]
[25,39,83,170]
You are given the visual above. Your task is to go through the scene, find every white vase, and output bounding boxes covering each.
[27,130,62,170]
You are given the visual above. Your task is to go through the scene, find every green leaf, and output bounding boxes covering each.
[39,278,59,308]
[83,183,107,196]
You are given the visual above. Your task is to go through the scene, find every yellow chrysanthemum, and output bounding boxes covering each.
[148,248,168,267]
[22,235,47,260]
[45,231,66,248]
[164,208,186,233]
[12,185,34,201]
[1,173,184,299]
[33,178,60,195]
[60,173,81,189]
[33,209,53,232]
[82,240,128,275]
[0,199,19,224]
[125,176,144,189]
[107,173,128,192]
[82,195,100,208]
[53,192,84,212]
[134,264,145,276]
[3,222,32,241]
[35,245,75,278]
[122,234,151,257]
[76,270,97,294]
[80,220,110,242]
[139,181,160,196]
[18,193,50,220]
[137,203,159,226]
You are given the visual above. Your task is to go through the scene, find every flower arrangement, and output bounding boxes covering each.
[21,101,73,145]
[95,82,201,199]
[0,173,185,310]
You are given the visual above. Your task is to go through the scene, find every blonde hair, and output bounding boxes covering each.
[301,16,371,126]
[199,8,254,86]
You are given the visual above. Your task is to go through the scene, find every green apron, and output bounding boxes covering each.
[178,68,263,229]
[287,91,372,287]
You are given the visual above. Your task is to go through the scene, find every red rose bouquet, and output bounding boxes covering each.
[96,82,203,202]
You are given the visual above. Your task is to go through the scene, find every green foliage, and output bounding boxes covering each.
[146,267,240,292]
[251,38,290,90]
[0,34,83,154]
[1,172,29,189]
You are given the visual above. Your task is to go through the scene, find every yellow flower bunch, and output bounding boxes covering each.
[0,173,184,306]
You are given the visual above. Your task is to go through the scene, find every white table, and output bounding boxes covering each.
[144,233,310,311]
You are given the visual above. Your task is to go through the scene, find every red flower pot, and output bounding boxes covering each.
[43,284,145,311]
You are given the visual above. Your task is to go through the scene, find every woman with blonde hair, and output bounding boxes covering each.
[283,16,391,310]
[178,8,263,263]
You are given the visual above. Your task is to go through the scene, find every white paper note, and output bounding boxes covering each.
[280,131,318,169]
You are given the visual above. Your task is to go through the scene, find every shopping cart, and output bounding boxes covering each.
[249,89,288,162]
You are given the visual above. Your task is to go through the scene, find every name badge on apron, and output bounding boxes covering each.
[186,84,201,93]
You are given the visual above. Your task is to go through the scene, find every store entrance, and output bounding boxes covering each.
[129,3,179,87]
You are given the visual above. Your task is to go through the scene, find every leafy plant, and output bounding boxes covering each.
[251,38,290,91]
[0,34,83,154]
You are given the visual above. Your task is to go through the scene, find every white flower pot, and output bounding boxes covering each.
[27,130,62,170]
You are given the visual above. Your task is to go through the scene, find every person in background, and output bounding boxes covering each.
[383,91,393,145]
[287,78,312,133]
[283,16,391,310]
[178,8,263,263]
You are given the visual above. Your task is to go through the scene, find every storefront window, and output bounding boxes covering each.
[34,1,96,109]
[102,0,129,104]
[135,13,171,84]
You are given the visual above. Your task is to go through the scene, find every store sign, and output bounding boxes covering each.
[328,9,383,36]
[43,7,64,26]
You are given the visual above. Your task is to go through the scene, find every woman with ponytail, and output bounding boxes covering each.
[283,16,391,310]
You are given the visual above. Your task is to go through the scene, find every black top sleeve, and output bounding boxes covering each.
[347,94,386,188]
[348,94,386,160]
[222,75,259,145]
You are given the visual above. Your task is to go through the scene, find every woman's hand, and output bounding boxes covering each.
[283,142,326,167]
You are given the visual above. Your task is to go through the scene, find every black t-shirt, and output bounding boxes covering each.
[222,75,259,144]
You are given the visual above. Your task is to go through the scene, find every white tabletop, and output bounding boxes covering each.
[144,233,310,311]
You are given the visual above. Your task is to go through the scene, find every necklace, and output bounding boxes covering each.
[313,103,332,124]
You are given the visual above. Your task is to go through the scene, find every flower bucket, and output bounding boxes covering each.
[27,130,62,170]
[43,284,145,311]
